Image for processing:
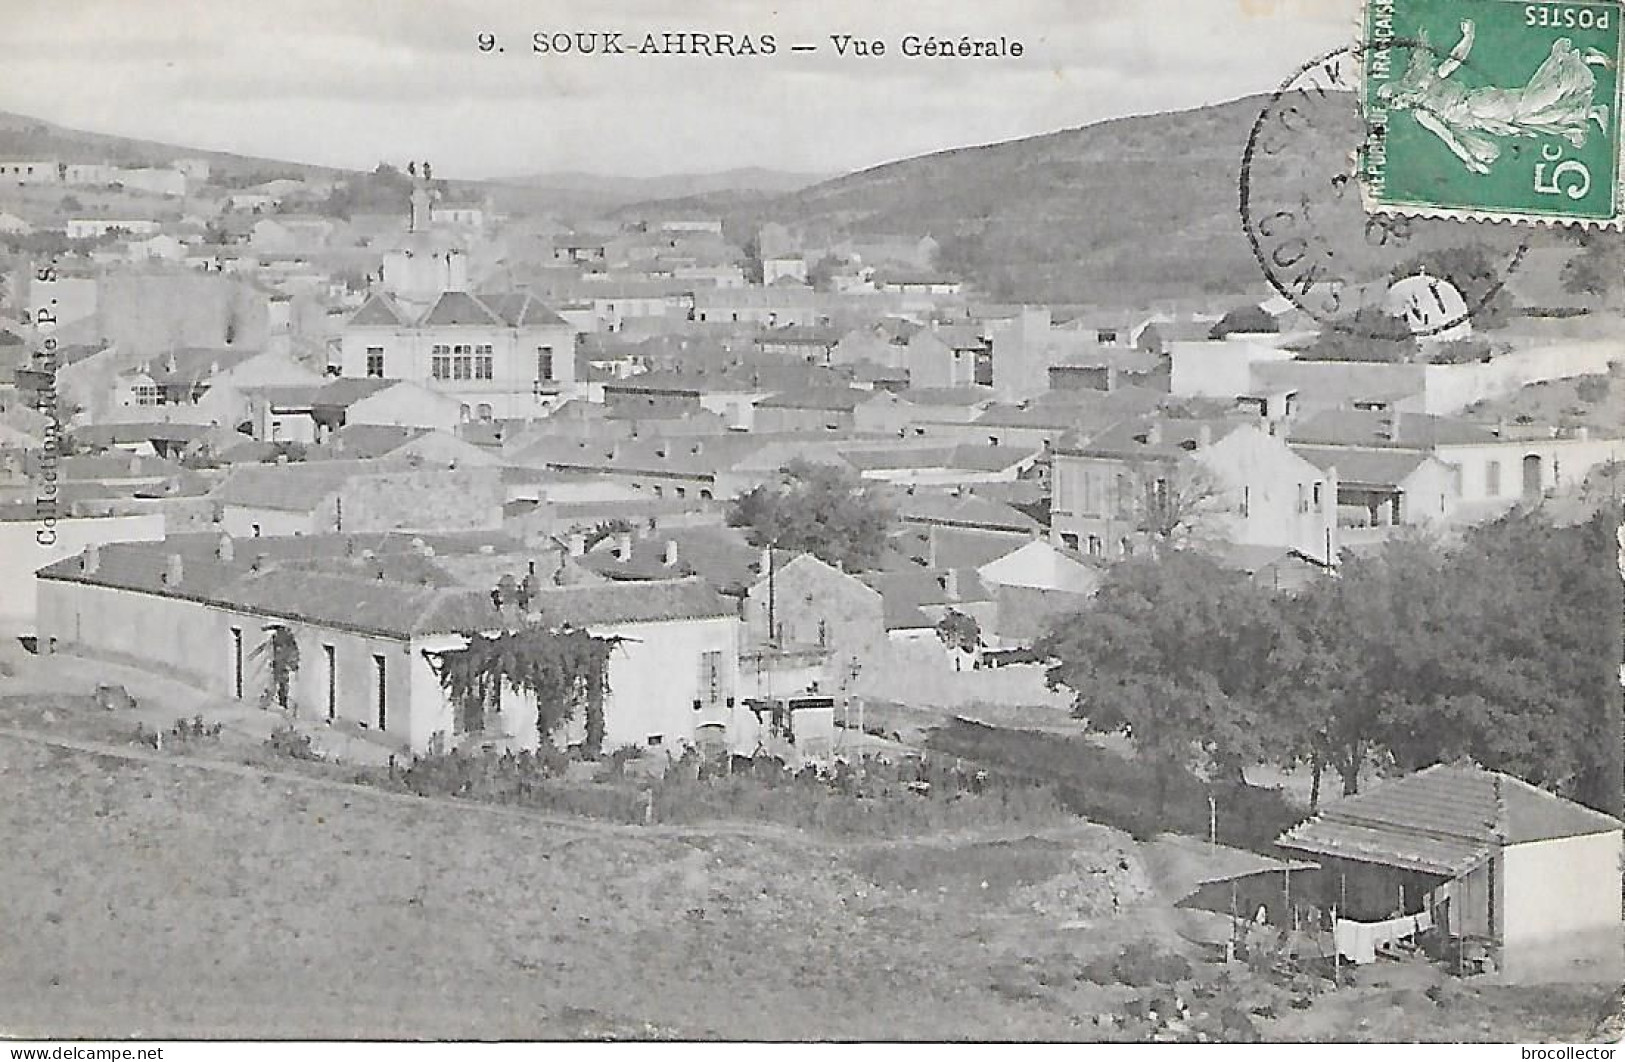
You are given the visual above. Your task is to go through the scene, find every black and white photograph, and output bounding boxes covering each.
[0,0,1623,1047]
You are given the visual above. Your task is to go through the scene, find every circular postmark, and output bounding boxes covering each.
[1240,43,1529,339]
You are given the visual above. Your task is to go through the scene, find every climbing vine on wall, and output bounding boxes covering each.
[259,624,300,711]
[433,623,619,757]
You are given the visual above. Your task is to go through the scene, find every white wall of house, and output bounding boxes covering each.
[1197,426,1338,564]
[1500,830,1624,982]
[220,503,326,539]
[346,383,464,432]
[1422,341,1620,415]
[1170,339,1293,399]
[0,515,166,636]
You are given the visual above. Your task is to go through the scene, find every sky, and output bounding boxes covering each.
[1,0,1356,181]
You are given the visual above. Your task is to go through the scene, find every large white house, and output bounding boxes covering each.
[339,289,577,421]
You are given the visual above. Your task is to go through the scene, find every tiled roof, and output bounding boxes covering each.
[756,387,868,412]
[573,526,762,594]
[1291,445,1431,487]
[897,387,995,408]
[1277,763,1621,876]
[339,293,406,326]
[1286,410,1502,449]
[481,291,570,328]
[1144,833,1316,904]
[212,459,400,512]
[896,492,1042,533]
[141,348,257,387]
[1056,415,1244,459]
[312,377,398,409]
[421,291,506,328]
[306,425,427,461]
[40,540,732,639]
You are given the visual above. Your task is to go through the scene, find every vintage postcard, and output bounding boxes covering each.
[0,0,1621,1049]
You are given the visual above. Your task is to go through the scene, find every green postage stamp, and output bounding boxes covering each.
[1361,0,1625,225]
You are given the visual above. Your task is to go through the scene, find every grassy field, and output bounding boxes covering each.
[0,729,1612,1042]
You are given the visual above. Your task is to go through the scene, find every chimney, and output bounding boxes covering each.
[1197,423,1212,449]
[615,530,633,560]
[81,545,100,575]
[1105,365,1120,393]
[216,534,234,563]
[759,547,772,577]
[163,554,184,587]
[664,539,679,567]
[567,531,586,557]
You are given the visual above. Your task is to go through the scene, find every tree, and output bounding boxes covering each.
[257,625,300,712]
[1393,247,1514,330]
[1038,552,1284,814]
[727,459,892,571]
[935,609,981,654]
[1209,305,1278,339]
[1560,232,1625,311]
[741,235,764,285]
[1303,307,1417,363]
[1120,459,1224,552]
[433,623,619,757]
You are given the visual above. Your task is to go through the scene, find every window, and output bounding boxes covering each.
[373,654,387,731]
[1087,535,1103,558]
[365,347,385,378]
[133,384,160,406]
[537,346,554,381]
[1486,460,1502,497]
[251,523,262,538]
[453,344,472,380]
[323,644,336,721]
[1312,482,1323,509]
[1242,486,1252,518]
[1060,533,1080,551]
[699,650,724,708]
[431,344,452,380]
[231,628,243,699]
[647,735,664,747]
[475,344,493,380]
[475,403,493,422]
[1120,537,1134,557]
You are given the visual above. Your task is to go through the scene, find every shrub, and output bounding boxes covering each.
[1080,941,1193,987]
[1576,376,1611,404]
[267,724,320,761]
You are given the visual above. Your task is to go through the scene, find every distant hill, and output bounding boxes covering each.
[504,167,834,202]
[0,111,345,187]
[630,96,1293,306]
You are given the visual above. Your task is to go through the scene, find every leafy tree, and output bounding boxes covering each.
[1560,232,1625,311]
[1427,338,1493,364]
[1392,247,1515,330]
[741,235,764,285]
[1303,307,1417,362]
[806,254,845,292]
[1038,552,1284,813]
[727,459,891,571]
[935,609,981,654]
[1209,305,1278,339]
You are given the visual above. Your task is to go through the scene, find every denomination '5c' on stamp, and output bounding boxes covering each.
[1361,0,1624,225]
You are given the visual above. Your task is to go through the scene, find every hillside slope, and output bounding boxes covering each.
[676,96,1317,306]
